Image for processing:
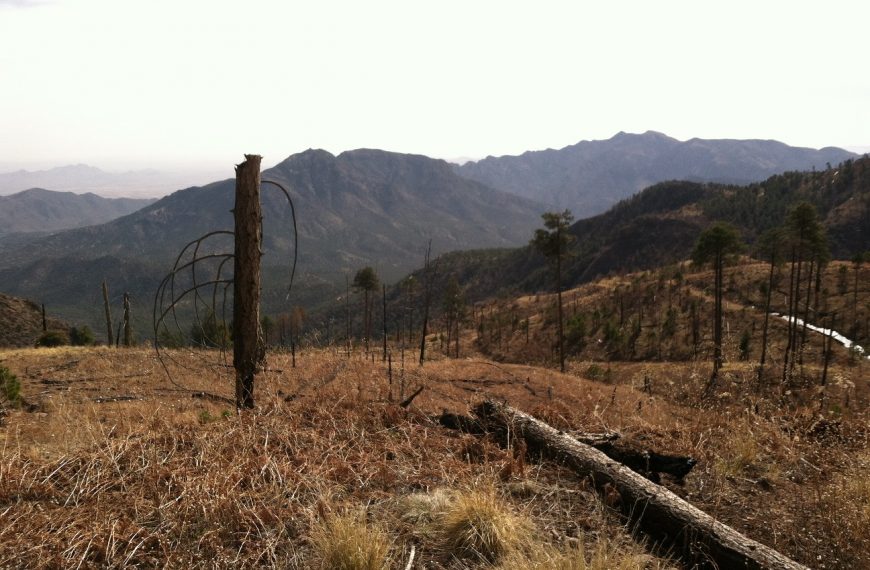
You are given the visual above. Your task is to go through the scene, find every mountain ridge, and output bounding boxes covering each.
[0,164,221,199]
[455,131,859,217]
[406,156,870,313]
[0,149,545,328]
[0,188,155,235]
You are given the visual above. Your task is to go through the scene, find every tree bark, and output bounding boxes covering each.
[757,255,776,388]
[475,400,808,570]
[556,224,565,373]
[419,240,436,366]
[123,292,132,347]
[383,284,387,361]
[232,155,265,410]
[102,280,114,347]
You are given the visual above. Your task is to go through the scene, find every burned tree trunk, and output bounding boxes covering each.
[102,280,114,347]
[123,292,132,347]
[382,284,388,361]
[475,400,808,570]
[233,155,265,409]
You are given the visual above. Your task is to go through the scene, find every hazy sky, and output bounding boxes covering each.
[2,0,868,172]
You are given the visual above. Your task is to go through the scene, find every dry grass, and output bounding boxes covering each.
[0,343,867,568]
[310,509,392,570]
[436,486,533,564]
[498,537,669,570]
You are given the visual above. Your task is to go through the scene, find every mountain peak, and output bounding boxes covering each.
[455,134,858,217]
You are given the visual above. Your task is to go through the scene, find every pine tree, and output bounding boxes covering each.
[531,210,575,373]
[692,222,744,390]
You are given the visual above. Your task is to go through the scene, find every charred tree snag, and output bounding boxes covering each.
[102,280,114,347]
[123,292,132,347]
[233,155,265,409]
[474,400,808,570]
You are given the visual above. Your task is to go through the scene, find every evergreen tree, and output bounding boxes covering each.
[780,203,825,385]
[755,227,784,388]
[692,222,744,390]
[531,210,575,373]
[353,267,379,352]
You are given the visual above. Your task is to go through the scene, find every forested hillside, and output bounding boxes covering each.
[416,158,870,308]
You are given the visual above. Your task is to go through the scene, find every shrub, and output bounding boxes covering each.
[191,311,231,349]
[739,329,751,360]
[69,326,96,346]
[586,364,605,381]
[157,327,186,349]
[36,330,68,347]
[566,314,587,351]
[1,365,21,406]
[310,510,391,570]
[438,488,531,564]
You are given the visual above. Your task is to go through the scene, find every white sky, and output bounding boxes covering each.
[1,0,868,171]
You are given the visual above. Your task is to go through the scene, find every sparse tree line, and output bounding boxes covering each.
[472,203,867,393]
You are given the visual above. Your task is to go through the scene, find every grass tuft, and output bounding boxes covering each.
[310,510,391,570]
[498,537,667,570]
[438,487,532,563]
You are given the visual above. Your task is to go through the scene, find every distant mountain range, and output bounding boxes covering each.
[1,135,866,337]
[0,149,544,329]
[0,164,223,199]
[0,188,155,236]
[418,156,870,306]
[454,131,859,217]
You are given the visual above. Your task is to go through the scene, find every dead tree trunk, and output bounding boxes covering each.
[232,155,265,410]
[419,240,437,366]
[123,292,132,347]
[41,304,47,332]
[102,280,114,347]
[475,400,808,570]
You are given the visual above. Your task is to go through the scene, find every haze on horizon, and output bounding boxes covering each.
[2,0,868,178]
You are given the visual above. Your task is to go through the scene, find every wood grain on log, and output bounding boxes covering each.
[474,400,808,570]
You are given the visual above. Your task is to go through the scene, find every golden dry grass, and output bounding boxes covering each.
[436,487,532,564]
[310,509,392,570]
[0,342,867,568]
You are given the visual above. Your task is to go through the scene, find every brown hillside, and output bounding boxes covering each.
[0,335,867,567]
[0,293,67,347]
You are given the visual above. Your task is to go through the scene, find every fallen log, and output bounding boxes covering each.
[92,395,143,403]
[191,391,236,405]
[440,412,695,483]
[474,400,808,570]
[594,442,696,484]
[400,386,425,408]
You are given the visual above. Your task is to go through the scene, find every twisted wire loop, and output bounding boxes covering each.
[151,179,298,396]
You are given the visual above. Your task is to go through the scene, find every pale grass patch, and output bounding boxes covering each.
[437,486,534,564]
[838,452,870,532]
[309,510,392,570]
[498,537,671,570]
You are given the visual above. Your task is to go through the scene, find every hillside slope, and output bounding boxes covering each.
[0,188,154,235]
[455,131,858,217]
[0,292,68,347]
[409,157,870,308]
[0,150,544,327]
